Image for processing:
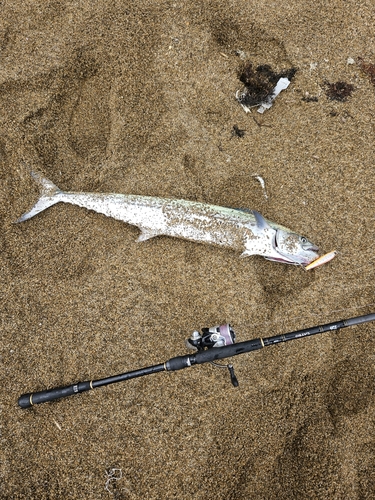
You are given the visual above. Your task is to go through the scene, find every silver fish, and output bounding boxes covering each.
[17,172,319,265]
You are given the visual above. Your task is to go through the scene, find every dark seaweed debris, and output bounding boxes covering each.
[324,81,354,101]
[237,63,297,108]
[302,96,319,103]
[231,124,245,138]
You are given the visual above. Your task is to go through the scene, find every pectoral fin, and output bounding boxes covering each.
[253,210,270,230]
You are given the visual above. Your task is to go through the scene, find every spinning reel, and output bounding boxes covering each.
[186,324,239,387]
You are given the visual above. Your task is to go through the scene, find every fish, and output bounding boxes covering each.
[16,171,319,266]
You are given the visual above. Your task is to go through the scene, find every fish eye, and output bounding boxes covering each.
[300,236,308,244]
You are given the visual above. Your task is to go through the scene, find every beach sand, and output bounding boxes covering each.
[1,1,375,498]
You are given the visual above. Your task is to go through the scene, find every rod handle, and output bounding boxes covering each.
[18,381,91,408]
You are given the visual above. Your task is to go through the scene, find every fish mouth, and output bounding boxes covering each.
[306,244,319,253]
[301,244,320,264]
[269,233,319,265]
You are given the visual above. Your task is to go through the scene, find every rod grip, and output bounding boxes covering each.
[18,381,91,408]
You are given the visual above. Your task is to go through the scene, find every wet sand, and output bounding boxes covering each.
[1,1,375,498]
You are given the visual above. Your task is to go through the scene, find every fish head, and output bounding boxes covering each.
[241,210,319,265]
[267,228,319,265]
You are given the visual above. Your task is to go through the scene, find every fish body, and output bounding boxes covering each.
[17,172,319,265]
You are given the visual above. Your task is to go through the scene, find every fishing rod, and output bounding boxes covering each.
[18,312,375,409]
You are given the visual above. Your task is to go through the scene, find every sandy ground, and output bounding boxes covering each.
[1,1,375,498]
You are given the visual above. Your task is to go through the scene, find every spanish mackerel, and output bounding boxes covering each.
[17,172,319,265]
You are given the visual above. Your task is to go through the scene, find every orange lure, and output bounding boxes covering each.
[304,250,337,270]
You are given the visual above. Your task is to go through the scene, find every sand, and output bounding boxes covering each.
[1,1,375,498]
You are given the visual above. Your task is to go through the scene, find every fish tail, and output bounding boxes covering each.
[16,171,63,223]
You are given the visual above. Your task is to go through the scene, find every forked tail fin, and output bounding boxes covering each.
[16,171,63,222]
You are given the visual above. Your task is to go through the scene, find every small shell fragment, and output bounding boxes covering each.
[252,174,268,200]
[304,250,337,270]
